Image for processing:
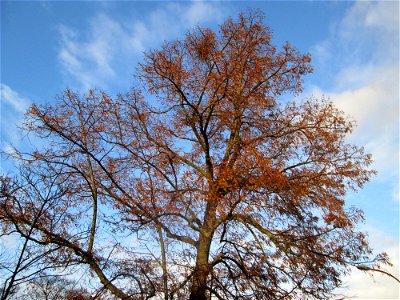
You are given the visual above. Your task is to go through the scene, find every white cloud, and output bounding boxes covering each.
[312,1,398,84]
[338,1,399,66]
[58,16,120,90]
[331,66,398,179]
[1,83,29,113]
[310,66,398,183]
[57,1,224,90]
[0,84,30,149]
[182,1,223,26]
[311,1,399,181]
[337,228,400,299]
[342,1,399,35]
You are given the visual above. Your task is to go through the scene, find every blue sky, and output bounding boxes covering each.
[1,1,399,298]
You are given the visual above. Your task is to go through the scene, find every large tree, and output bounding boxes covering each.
[0,12,394,299]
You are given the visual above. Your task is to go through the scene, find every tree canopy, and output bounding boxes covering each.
[0,11,393,300]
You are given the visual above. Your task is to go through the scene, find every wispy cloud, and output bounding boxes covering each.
[57,1,225,90]
[0,84,31,159]
[340,1,398,46]
[312,1,398,89]
[1,83,29,113]
[58,15,120,90]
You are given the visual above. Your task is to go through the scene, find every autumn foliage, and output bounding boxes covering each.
[0,12,392,300]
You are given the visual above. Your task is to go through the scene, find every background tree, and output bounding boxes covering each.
[8,274,92,300]
[9,273,117,300]
[0,171,69,300]
[0,11,395,299]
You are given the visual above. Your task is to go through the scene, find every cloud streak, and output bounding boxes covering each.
[58,16,120,90]
[1,83,29,113]
[57,1,225,90]
[0,84,31,169]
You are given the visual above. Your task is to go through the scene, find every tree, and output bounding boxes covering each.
[0,11,395,299]
[0,172,68,300]
[12,274,91,300]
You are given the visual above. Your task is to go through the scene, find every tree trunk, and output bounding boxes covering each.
[189,231,212,300]
[190,195,218,300]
